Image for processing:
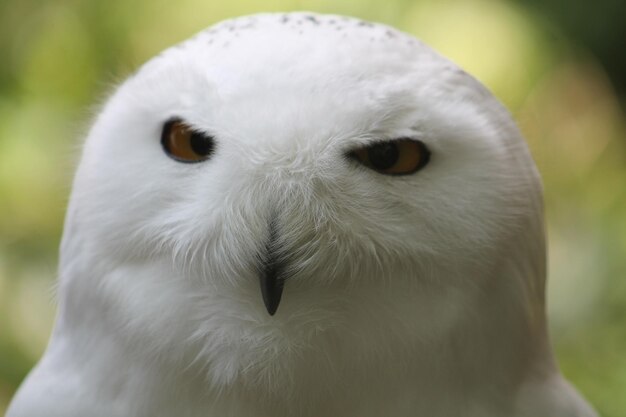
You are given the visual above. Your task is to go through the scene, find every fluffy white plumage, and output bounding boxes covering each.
[8,12,597,417]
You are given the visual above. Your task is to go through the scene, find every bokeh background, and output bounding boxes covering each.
[0,0,624,415]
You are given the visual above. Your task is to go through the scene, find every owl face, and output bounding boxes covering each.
[64,13,542,392]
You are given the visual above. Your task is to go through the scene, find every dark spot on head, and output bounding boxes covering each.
[454,67,468,76]
[304,15,320,25]
[357,21,374,27]
[239,21,255,30]
[280,14,289,23]
[385,30,396,38]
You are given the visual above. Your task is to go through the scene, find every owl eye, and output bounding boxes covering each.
[161,119,215,163]
[348,139,430,175]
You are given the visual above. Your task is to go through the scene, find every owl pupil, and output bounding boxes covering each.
[368,143,398,169]
[190,132,214,156]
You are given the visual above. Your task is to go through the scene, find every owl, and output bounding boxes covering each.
[7,12,597,417]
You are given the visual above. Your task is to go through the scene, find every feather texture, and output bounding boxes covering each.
[8,12,597,417]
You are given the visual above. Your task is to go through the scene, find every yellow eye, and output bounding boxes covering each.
[349,139,430,175]
[161,119,215,163]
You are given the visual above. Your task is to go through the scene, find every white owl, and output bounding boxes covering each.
[7,12,597,417]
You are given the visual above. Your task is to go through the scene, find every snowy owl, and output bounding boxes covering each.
[8,12,597,417]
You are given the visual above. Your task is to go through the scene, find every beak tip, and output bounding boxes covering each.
[266,303,279,316]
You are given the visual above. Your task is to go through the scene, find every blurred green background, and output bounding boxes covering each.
[0,0,624,415]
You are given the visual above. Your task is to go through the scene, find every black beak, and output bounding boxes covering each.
[259,257,284,316]
[259,220,285,316]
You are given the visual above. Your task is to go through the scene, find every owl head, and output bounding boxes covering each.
[59,12,547,401]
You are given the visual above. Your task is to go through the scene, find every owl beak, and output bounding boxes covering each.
[259,219,284,316]
[259,256,284,316]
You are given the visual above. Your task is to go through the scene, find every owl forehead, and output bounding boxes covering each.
[142,13,436,99]
[180,12,421,60]
[131,13,454,141]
